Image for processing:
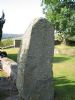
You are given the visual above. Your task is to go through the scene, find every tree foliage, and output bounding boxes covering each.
[42,0,75,44]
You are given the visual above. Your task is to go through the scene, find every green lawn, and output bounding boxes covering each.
[1,47,75,100]
[55,44,75,56]
[53,54,75,100]
[2,48,20,62]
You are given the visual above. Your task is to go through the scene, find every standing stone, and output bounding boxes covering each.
[17,18,54,100]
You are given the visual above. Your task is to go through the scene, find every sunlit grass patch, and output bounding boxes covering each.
[53,54,75,100]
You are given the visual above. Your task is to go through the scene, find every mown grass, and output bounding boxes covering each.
[55,44,75,56]
[1,48,20,62]
[53,54,75,100]
[0,47,75,100]
[55,44,75,49]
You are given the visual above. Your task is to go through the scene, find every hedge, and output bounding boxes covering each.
[0,39,14,47]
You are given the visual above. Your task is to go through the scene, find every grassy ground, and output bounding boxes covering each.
[0,47,75,100]
[53,54,75,100]
[55,44,75,56]
[1,48,20,62]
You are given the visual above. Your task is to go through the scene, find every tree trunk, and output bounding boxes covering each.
[62,38,67,45]
[61,34,69,45]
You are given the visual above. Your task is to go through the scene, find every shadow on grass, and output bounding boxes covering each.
[54,77,75,100]
[8,54,18,62]
[53,56,70,63]
[8,53,70,63]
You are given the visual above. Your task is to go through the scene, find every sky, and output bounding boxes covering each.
[0,0,44,34]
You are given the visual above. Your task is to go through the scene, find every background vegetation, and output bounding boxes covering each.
[0,39,14,48]
[42,0,75,45]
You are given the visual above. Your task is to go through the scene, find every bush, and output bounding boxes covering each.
[55,40,61,45]
[67,40,75,46]
[55,33,63,42]
[55,34,75,45]
[0,39,14,47]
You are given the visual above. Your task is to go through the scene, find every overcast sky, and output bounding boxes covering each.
[0,0,44,34]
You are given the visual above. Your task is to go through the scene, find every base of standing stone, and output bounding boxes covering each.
[19,79,54,100]
[4,95,19,100]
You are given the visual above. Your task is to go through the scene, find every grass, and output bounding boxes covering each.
[0,47,75,100]
[53,54,75,100]
[56,44,75,49]
[0,48,19,62]
[55,44,75,56]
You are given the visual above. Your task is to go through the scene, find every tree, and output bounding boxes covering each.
[42,0,75,45]
[0,11,5,41]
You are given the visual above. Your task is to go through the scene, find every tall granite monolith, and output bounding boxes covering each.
[17,18,54,100]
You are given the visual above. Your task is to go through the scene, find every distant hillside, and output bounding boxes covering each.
[2,33,23,39]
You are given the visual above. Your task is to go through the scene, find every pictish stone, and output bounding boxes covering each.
[17,18,54,100]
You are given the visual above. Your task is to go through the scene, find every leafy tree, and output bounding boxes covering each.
[42,0,75,44]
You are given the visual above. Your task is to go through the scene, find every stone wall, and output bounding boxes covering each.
[1,57,17,82]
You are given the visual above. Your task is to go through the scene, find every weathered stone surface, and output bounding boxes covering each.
[17,18,54,100]
[4,95,19,100]
[0,77,18,100]
[1,57,17,82]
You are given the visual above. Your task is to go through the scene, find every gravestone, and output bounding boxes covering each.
[17,18,54,100]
